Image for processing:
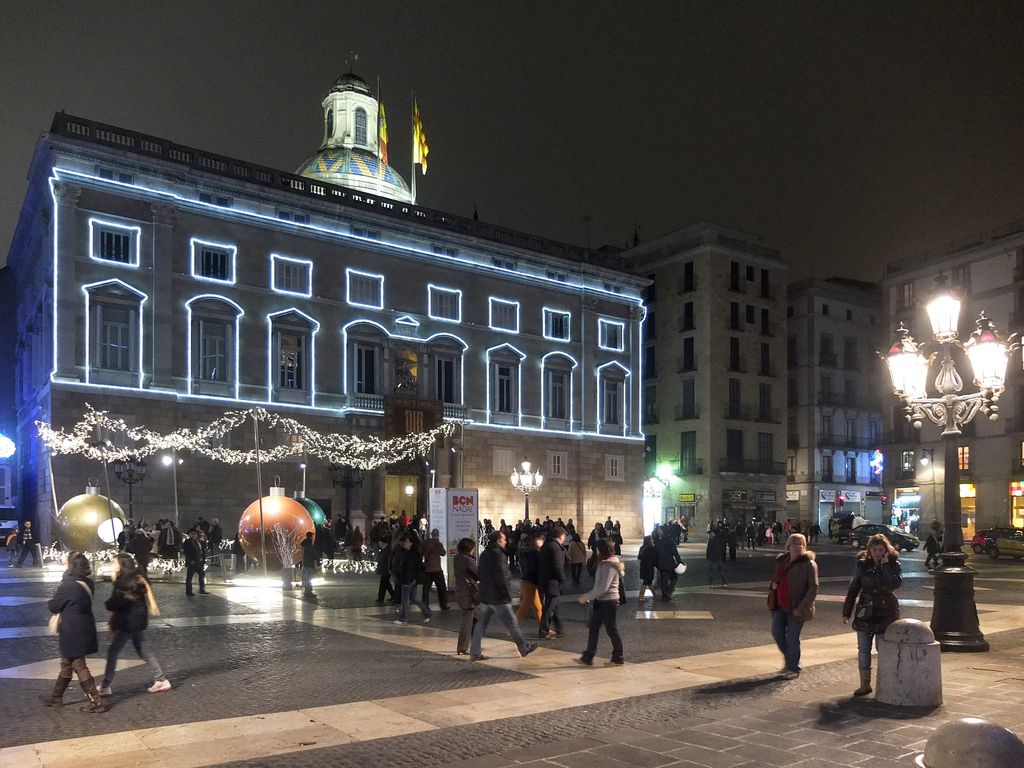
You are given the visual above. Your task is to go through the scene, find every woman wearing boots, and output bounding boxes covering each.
[41,552,105,712]
[842,533,903,696]
[100,554,171,696]
[454,538,479,655]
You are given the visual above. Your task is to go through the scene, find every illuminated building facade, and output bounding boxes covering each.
[784,278,886,529]
[625,223,788,531]
[881,222,1024,536]
[5,75,646,543]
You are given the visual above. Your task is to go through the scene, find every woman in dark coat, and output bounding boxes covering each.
[41,552,105,712]
[637,535,657,604]
[842,533,903,696]
[454,538,479,655]
[100,554,171,696]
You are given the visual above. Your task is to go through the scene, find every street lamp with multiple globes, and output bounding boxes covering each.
[510,458,543,522]
[112,456,147,521]
[884,275,1016,652]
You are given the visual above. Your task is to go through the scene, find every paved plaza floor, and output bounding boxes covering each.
[2,542,1023,767]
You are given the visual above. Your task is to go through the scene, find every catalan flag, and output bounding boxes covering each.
[378,102,389,166]
[412,99,429,174]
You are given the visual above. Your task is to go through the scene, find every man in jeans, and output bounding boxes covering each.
[537,526,567,639]
[16,521,39,567]
[420,529,450,611]
[470,531,537,662]
[300,531,317,599]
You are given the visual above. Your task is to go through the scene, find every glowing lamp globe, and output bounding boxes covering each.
[238,486,314,569]
[293,492,326,527]
[886,326,929,400]
[57,483,127,552]
[926,292,961,341]
[964,314,1009,393]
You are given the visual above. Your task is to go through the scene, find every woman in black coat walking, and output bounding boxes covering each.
[100,554,171,696]
[842,533,903,697]
[637,536,657,604]
[40,552,105,712]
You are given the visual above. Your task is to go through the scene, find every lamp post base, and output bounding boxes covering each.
[929,551,989,652]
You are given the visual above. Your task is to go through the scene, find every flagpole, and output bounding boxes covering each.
[376,76,382,197]
[411,90,417,205]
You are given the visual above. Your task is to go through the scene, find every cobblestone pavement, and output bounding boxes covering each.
[2,543,1023,767]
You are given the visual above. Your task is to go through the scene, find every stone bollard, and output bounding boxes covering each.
[874,618,942,706]
[915,718,1024,767]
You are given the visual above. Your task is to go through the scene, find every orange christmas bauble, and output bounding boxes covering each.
[238,494,314,569]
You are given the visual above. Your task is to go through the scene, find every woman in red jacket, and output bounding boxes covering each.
[768,533,818,679]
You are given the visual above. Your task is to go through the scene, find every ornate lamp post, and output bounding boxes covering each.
[510,458,543,522]
[329,464,363,525]
[884,276,1016,652]
[112,456,147,521]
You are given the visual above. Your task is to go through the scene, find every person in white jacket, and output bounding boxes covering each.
[576,538,625,666]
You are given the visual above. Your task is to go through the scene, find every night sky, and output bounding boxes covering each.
[2,1,1022,281]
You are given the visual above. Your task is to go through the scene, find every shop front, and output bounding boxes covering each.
[892,487,921,534]
[1010,482,1024,528]
[959,482,976,541]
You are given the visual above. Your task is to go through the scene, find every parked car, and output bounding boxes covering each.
[986,528,1024,560]
[972,528,1020,554]
[850,524,921,552]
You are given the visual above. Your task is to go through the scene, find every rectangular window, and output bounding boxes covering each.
[90,219,140,266]
[730,261,741,292]
[199,320,227,381]
[901,450,915,472]
[494,364,514,413]
[952,265,970,290]
[745,304,755,324]
[351,226,381,240]
[729,302,741,330]
[493,448,515,475]
[760,269,771,299]
[99,306,132,370]
[190,240,235,283]
[681,302,694,331]
[759,382,772,419]
[199,193,232,207]
[545,369,568,420]
[271,255,312,297]
[682,261,695,292]
[644,384,657,423]
[869,421,880,442]
[489,298,519,333]
[603,379,622,425]
[846,418,856,440]
[844,337,859,371]
[544,309,571,340]
[277,209,310,224]
[822,414,832,437]
[897,281,914,311]
[354,345,377,395]
[644,308,656,340]
[846,456,856,481]
[346,269,384,309]
[278,331,305,390]
[729,337,741,370]
[548,451,567,478]
[760,343,771,375]
[681,378,696,419]
[760,308,771,335]
[429,286,462,322]
[435,357,456,403]
[758,432,774,465]
[605,454,623,482]
[682,337,695,370]
[680,431,697,474]
[958,445,970,471]
[726,429,743,460]
[728,378,741,416]
[643,346,657,379]
[598,319,625,351]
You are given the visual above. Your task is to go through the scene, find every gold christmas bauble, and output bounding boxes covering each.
[238,494,314,569]
[57,491,127,552]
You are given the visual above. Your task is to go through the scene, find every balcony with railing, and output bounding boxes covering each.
[818,434,877,450]
[724,404,752,420]
[757,408,782,423]
[679,459,704,476]
[719,457,786,475]
[443,402,469,420]
[675,406,699,420]
[727,355,747,373]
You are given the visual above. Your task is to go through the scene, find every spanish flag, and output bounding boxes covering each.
[413,99,429,174]
[378,102,389,167]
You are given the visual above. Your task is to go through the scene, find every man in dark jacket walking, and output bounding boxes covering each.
[654,529,682,600]
[538,526,567,639]
[393,535,432,624]
[16,521,39,567]
[182,529,207,597]
[470,531,537,661]
[300,531,317,598]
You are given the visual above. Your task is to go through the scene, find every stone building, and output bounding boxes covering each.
[785,277,886,530]
[881,221,1024,537]
[3,73,647,545]
[624,223,788,531]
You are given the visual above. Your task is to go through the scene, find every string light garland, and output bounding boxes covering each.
[37,405,461,469]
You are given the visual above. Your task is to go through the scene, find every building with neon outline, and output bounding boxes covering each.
[4,73,647,543]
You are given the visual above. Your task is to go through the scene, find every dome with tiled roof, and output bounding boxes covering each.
[298,73,412,203]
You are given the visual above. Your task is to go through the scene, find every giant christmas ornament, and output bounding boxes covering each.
[57,482,127,552]
[293,492,325,527]
[238,486,314,569]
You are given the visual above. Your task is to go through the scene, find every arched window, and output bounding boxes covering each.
[542,353,577,429]
[326,109,334,139]
[354,108,368,146]
[83,279,147,388]
[487,345,526,425]
[345,322,389,406]
[186,296,243,398]
[269,310,319,405]
[597,362,630,435]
